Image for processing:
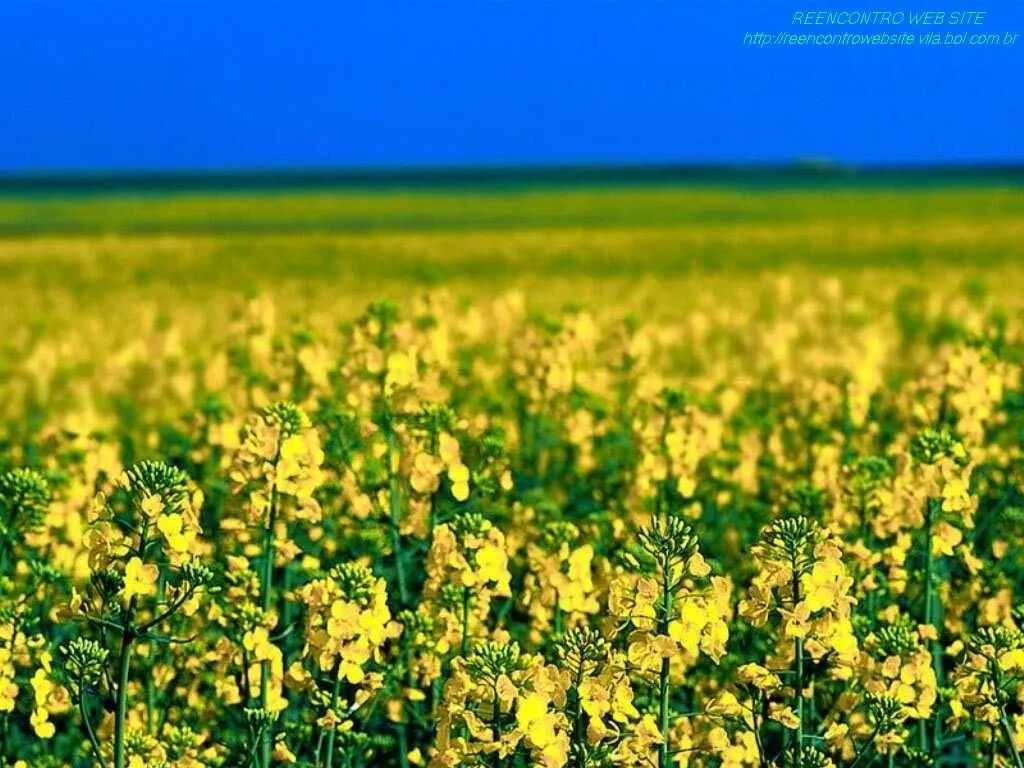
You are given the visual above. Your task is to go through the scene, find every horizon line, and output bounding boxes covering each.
[1,160,1023,194]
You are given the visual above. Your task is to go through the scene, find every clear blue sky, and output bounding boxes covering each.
[1,0,1022,170]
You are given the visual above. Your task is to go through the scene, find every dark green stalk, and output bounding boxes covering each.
[794,637,804,768]
[792,567,804,768]
[995,661,1024,768]
[386,429,409,608]
[427,428,439,552]
[848,727,879,768]
[461,586,471,656]
[658,557,673,768]
[395,718,411,768]
[113,617,134,768]
[751,694,769,768]
[79,685,109,768]
[147,575,166,733]
[571,655,586,768]
[920,499,936,752]
[146,671,155,734]
[259,478,280,768]
[282,564,295,636]
[0,501,22,576]
[324,671,343,768]
[1000,708,1024,768]
[113,511,148,768]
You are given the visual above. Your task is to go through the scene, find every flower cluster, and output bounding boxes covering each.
[1,287,1024,768]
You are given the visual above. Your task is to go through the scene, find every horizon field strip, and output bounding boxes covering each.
[0,183,1022,338]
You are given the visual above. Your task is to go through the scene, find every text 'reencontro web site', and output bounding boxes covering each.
[743,10,1021,47]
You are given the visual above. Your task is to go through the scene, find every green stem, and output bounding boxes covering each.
[396,722,410,768]
[386,429,409,608]
[313,662,340,765]
[572,657,586,768]
[848,727,879,768]
[324,671,343,768]
[79,685,110,768]
[461,587,471,656]
[658,559,674,768]
[792,567,804,768]
[0,538,9,578]
[1000,707,1024,768]
[751,694,769,768]
[147,574,166,733]
[259,479,279,768]
[282,564,295,635]
[921,500,936,752]
[113,623,134,768]
[146,671,155,734]
[995,659,1024,768]
[397,635,414,768]
[795,636,804,768]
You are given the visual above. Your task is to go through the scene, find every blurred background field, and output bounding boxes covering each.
[2,172,1023,337]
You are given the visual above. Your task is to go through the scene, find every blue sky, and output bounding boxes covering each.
[1,0,1022,170]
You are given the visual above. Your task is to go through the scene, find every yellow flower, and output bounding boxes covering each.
[157,512,195,554]
[578,676,610,719]
[610,678,639,722]
[517,693,559,748]
[608,575,658,628]
[30,668,53,707]
[273,737,297,763]
[0,677,18,712]
[824,722,848,748]
[633,714,663,747]
[687,552,711,577]
[327,600,361,640]
[448,463,470,501]
[677,476,697,498]
[385,351,416,391]
[739,581,773,626]
[475,544,511,592]
[496,674,518,710]
[439,432,461,465]
[243,627,276,662]
[668,600,709,656]
[706,691,743,719]
[736,663,782,692]
[931,521,962,557]
[31,708,55,738]
[780,601,812,639]
[123,557,158,601]
[410,453,442,494]
[768,703,801,730]
[141,493,163,518]
[451,481,470,502]
[1001,649,1024,671]
[801,556,850,613]
[941,477,970,513]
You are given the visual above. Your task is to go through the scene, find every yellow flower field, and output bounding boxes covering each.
[1,183,1023,768]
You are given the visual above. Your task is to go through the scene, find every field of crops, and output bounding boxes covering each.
[2,182,1024,768]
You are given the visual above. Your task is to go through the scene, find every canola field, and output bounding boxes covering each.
[1,182,1024,768]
